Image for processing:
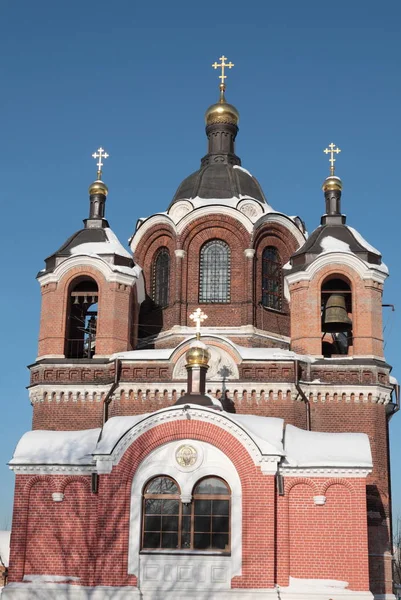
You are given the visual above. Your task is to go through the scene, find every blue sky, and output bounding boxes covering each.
[0,0,400,526]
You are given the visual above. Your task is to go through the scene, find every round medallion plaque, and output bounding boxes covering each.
[175,444,198,468]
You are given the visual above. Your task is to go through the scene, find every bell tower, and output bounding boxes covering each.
[32,150,144,429]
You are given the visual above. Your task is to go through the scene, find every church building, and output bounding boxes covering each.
[2,57,398,600]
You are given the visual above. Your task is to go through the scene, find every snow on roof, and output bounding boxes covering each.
[233,164,253,177]
[95,407,285,457]
[10,429,100,466]
[10,410,371,469]
[70,227,132,259]
[347,226,381,255]
[320,236,351,253]
[390,375,398,386]
[95,414,149,454]
[111,341,315,363]
[284,424,372,468]
[0,531,10,568]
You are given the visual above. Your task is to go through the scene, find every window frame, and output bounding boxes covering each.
[261,246,282,311]
[141,475,231,554]
[199,239,231,304]
[152,247,170,309]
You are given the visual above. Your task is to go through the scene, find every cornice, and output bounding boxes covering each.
[38,255,139,286]
[279,466,371,478]
[10,464,94,475]
[285,252,388,285]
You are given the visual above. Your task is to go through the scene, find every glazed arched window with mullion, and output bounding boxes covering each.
[152,248,170,308]
[141,476,231,552]
[199,240,231,303]
[262,246,282,310]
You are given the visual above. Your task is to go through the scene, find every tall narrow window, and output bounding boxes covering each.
[66,277,98,359]
[141,476,231,552]
[199,240,230,303]
[262,246,282,310]
[152,248,170,308]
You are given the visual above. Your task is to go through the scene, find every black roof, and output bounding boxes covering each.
[170,163,266,207]
[290,223,382,272]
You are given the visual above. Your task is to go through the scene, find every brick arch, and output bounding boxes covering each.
[96,419,276,589]
[60,476,92,494]
[321,477,356,495]
[179,213,250,250]
[285,477,319,495]
[289,260,384,357]
[180,216,251,327]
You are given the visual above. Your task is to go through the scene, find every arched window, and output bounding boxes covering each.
[262,246,282,310]
[66,277,98,358]
[141,476,230,552]
[199,240,230,303]
[152,248,170,308]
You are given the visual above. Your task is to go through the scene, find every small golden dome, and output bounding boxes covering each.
[186,341,211,368]
[205,92,239,126]
[89,179,109,196]
[322,175,342,192]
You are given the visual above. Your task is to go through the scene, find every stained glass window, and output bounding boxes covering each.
[262,247,282,310]
[199,240,230,303]
[152,248,170,308]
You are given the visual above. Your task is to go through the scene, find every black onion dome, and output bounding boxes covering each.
[171,163,267,205]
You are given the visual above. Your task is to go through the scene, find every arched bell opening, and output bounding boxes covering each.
[321,276,353,357]
[65,277,99,358]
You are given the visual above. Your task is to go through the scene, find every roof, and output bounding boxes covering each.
[10,407,372,470]
[41,227,134,275]
[170,162,266,207]
[290,222,385,272]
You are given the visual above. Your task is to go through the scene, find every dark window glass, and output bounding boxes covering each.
[199,240,230,303]
[152,248,170,308]
[142,476,230,552]
[262,246,282,310]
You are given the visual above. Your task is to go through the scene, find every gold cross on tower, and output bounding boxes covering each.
[212,55,234,95]
[323,142,341,176]
[189,308,208,340]
[92,147,109,180]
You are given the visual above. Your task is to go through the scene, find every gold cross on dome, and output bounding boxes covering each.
[323,142,341,176]
[212,55,234,90]
[92,147,109,180]
[189,308,208,339]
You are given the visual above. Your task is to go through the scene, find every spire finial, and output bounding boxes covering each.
[323,142,341,176]
[189,308,208,340]
[92,147,109,180]
[212,55,234,101]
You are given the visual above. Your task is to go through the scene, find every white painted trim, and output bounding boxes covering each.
[285,252,388,285]
[127,440,242,578]
[279,467,371,478]
[38,255,139,286]
[10,465,94,475]
[94,406,282,472]
[253,212,306,247]
[130,213,176,251]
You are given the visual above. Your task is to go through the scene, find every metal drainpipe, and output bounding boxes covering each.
[294,359,311,431]
[102,358,122,426]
